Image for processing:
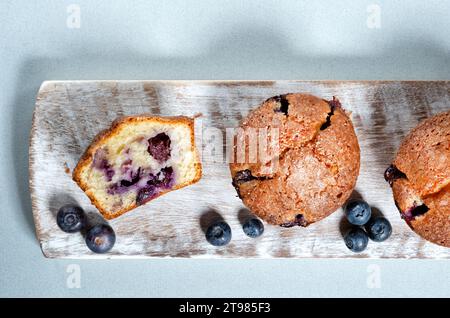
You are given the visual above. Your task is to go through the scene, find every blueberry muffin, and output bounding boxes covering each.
[73,115,202,219]
[385,111,450,247]
[229,94,360,226]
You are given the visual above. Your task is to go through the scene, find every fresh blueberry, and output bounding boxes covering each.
[85,224,116,253]
[243,218,264,238]
[205,221,232,246]
[365,217,392,242]
[345,200,372,226]
[56,205,86,233]
[344,228,369,253]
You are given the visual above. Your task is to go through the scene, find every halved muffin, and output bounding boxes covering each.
[73,115,202,219]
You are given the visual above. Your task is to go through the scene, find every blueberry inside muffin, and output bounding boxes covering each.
[73,116,202,219]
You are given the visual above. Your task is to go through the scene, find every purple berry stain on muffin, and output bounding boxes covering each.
[384,164,407,186]
[136,185,157,205]
[386,165,428,223]
[280,214,308,227]
[108,165,175,203]
[269,94,290,115]
[232,169,256,186]
[327,96,342,110]
[232,170,255,199]
[401,203,430,223]
[119,167,142,187]
[151,166,174,188]
[148,132,171,162]
[93,148,115,181]
[231,169,270,198]
[92,133,175,205]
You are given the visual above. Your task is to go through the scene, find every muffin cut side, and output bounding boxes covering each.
[73,116,202,219]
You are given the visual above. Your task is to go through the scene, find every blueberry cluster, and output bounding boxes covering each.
[343,200,392,253]
[205,216,264,246]
[57,204,116,253]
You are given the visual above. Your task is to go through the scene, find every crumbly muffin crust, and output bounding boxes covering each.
[386,111,450,247]
[230,94,360,226]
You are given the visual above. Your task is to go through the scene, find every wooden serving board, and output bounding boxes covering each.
[29,80,450,259]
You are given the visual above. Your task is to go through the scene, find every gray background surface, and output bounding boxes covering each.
[1,0,449,297]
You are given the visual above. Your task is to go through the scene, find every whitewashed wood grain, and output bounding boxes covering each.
[29,80,450,258]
